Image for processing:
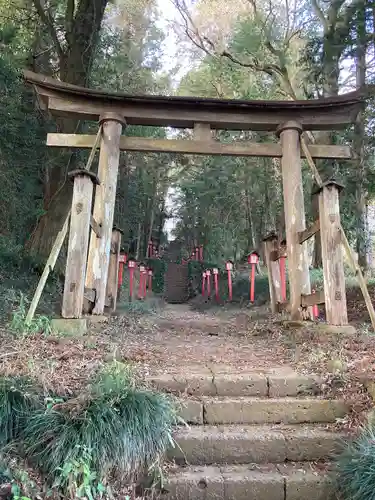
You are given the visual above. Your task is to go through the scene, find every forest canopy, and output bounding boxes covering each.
[0,0,374,269]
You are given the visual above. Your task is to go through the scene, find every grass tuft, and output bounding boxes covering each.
[0,376,41,446]
[9,293,52,336]
[334,422,375,500]
[22,362,177,494]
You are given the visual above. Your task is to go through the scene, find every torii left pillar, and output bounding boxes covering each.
[85,113,125,315]
[277,121,311,320]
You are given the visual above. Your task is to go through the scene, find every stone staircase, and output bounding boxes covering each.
[150,367,349,500]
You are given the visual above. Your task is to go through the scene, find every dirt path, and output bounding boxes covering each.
[111,304,293,376]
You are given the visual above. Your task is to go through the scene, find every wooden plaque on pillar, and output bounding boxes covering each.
[62,170,99,318]
[317,180,348,325]
[85,113,125,315]
[105,227,122,313]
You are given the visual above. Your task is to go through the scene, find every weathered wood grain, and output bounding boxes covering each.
[62,172,94,318]
[279,121,311,320]
[46,134,353,160]
[85,115,124,315]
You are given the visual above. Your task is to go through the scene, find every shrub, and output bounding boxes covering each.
[334,422,375,500]
[22,362,177,496]
[118,298,159,315]
[9,293,52,336]
[146,258,166,294]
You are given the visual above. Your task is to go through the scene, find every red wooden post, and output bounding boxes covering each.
[279,256,287,301]
[128,258,136,301]
[143,269,147,297]
[248,252,259,303]
[202,272,206,296]
[213,267,219,302]
[312,289,319,319]
[138,263,146,299]
[206,269,211,296]
[200,245,204,262]
[226,261,233,301]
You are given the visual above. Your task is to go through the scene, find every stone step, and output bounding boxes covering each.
[180,396,349,425]
[168,424,344,464]
[164,463,335,500]
[150,369,320,398]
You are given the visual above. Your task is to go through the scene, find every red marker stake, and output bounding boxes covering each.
[143,271,147,297]
[279,256,287,301]
[118,263,124,288]
[250,263,256,302]
[138,273,144,299]
[312,289,319,319]
[128,264,135,302]
[213,268,219,302]
[228,271,232,301]
[202,272,206,296]
[206,270,211,297]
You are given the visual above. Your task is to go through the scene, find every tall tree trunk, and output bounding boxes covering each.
[27,0,109,258]
[354,0,367,270]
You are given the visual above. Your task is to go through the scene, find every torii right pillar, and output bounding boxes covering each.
[278,121,311,320]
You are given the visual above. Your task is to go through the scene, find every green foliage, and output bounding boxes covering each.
[0,364,177,497]
[0,235,62,324]
[0,454,41,500]
[334,422,375,500]
[118,298,160,315]
[232,272,270,305]
[147,258,166,293]
[0,54,46,244]
[9,293,52,337]
[0,376,40,446]
[53,445,106,499]
[22,362,177,494]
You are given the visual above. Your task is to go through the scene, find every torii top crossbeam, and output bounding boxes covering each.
[24,70,364,131]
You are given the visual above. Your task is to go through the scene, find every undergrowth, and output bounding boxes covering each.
[117,298,160,316]
[0,236,62,324]
[0,377,40,446]
[0,363,177,498]
[9,293,52,336]
[334,420,375,500]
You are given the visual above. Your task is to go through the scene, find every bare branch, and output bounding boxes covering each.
[32,0,64,59]
[310,0,328,32]
[284,0,291,42]
[65,0,75,45]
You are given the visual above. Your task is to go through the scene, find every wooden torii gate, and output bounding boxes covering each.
[24,71,365,327]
